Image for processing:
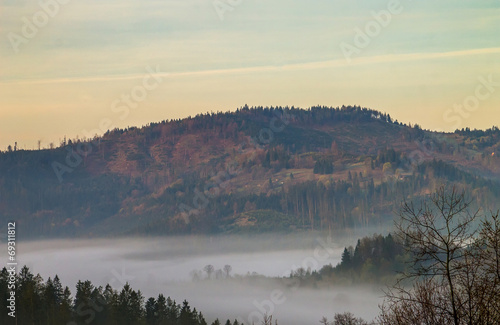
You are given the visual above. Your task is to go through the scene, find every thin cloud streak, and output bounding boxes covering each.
[2,47,500,86]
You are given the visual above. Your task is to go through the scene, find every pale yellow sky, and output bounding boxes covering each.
[1,0,499,150]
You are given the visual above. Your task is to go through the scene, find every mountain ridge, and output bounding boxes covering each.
[1,105,499,238]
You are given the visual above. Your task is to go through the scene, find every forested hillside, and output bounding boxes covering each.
[0,106,499,238]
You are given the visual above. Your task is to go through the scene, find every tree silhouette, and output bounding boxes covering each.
[223,265,232,278]
[380,186,500,325]
[203,265,215,279]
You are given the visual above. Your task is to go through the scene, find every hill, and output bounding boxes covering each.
[1,106,499,238]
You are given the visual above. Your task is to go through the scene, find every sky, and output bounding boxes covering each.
[1,0,499,150]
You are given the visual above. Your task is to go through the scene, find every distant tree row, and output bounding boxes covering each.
[0,104,414,155]
[286,233,408,285]
[190,265,233,281]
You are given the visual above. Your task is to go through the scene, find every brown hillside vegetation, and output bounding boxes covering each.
[0,106,499,238]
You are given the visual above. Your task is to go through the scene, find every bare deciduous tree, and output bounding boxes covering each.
[379,186,500,325]
[223,264,232,278]
[333,312,369,325]
[203,264,214,279]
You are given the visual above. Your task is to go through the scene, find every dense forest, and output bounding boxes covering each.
[0,265,243,325]
[290,233,408,285]
[0,106,499,238]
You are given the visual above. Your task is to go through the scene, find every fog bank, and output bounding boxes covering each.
[2,233,386,323]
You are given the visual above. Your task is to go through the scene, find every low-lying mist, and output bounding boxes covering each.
[3,232,388,324]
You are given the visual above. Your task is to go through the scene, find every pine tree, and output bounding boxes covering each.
[59,286,73,324]
[198,312,208,325]
[179,299,195,325]
[18,266,44,325]
[166,297,180,323]
[340,247,352,269]
[146,297,157,325]
[156,294,169,325]
[44,277,60,323]
[116,283,145,325]
[0,268,11,324]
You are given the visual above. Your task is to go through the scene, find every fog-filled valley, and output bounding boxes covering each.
[2,233,386,324]
[2,0,500,323]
